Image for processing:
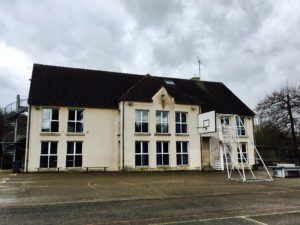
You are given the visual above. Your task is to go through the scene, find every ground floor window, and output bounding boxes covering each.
[135,141,149,166]
[156,141,169,166]
[40,141,58,168]
[237,143,247,163]
[176,142,188,166]
[66,142,83,167]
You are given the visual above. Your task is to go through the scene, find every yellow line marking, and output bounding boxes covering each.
[88,181,98,190]
[10,173,17,176]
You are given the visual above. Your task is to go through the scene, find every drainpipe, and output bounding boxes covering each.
[25,105,31,172]
[199,105,203,170]
[122,101,125,171]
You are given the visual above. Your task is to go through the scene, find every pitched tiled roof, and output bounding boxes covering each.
[28,64,255,116]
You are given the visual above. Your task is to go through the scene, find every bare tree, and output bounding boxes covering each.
[256,85,300,158]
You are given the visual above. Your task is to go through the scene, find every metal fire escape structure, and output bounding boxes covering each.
[1,95,28,171]
[219,115,273,182]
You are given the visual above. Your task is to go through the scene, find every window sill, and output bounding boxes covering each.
[40,132,60,136]
[155,133,171,136]
[66,133,85,136]
[175,133,190,136]
[135,132,151,136]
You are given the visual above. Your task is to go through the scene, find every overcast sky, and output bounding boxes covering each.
[0,0,299,109]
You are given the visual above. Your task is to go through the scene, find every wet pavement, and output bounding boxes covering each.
[0,171,300,224]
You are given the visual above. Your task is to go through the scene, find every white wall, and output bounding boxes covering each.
[25,106,119,172]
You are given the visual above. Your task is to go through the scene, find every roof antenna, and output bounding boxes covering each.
[197,56,201,80]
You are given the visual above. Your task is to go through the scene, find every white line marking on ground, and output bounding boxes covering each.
[10,174,17,176]
[241,216,268,225]
[0,178,10,183]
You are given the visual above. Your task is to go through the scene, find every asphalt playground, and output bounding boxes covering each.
[0,170,300,225]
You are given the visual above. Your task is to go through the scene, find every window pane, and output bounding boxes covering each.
[49,156,57,168]
[156,111,160,122]
[176,142,181,153]
[67,142,74,154]
[76,142,82,154]
[142,155,149,166]
[68,110,75,121]
[176,124,181,133]
[42,109,51,121]
[163,142,168,153]
[135,155,141,166]
[142,142,148,153]
[135,122,142,132]
[183,142,188,153]
[163,155,169,165]
[51,121,59,132]
[156,124,161,133]
[142,123,148,133]
[175,112,180,123]
[75,155,82,167]
[52,109,59,120]
[156,142,161,153]
[40,156,48,168]
[68,122,75,132]
[41,121,51,132]
[142,111,148,122]
[76,122,83,133]
[162,112,168,122]
[162,124,168,133]
[135,142,141,153]
[177,154,182,165]
[50,142,57,154]
[77,110,83,121]
[135,110,140,122]
[181,113,187,123]
[182,154,188,165]
[41,142,48,154]
[182,124,187,133]
[157,154,162,166]
[66,155,74,167]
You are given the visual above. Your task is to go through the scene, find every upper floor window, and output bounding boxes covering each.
[156,111,169,133]
[68,109,84,133]
[236,117,245,136]
[41,108,59,132]
[175,112,187,133]
[135,110,149,133]
[221,116,230,126]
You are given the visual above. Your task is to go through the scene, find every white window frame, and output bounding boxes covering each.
[236,117,246,136]
[40,141,58,168]
[175,112,188,134]
[135,110,149,133]
[156,141,169,166]
[66,141,83,168]
[41,108,59,132]
[156,111,169,133]
[237,143,248,163]
[220,116,230,126]
[135,141,149,167]
[176,142,189,166]
[68,109,84,133]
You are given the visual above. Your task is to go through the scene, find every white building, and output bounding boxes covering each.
[25,64,255,172]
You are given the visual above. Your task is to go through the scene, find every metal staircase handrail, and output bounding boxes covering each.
[4,98,28,116]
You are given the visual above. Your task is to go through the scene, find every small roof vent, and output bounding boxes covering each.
[164,79,175,85]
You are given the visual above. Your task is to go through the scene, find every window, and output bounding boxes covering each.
[156,111,169,133]
[176,142,188,166]
[164,79,175,85]
[237,143,248,163]
[176,112,187,133]
[135,110,149,133]
[40,142,58,168]
[156,141,169,166]
[135,141,149,167]
[66,142,83,167]
[220,116,230,126]
[68,109,84,133]
[41,108,59,132]
[236,117,245,136]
